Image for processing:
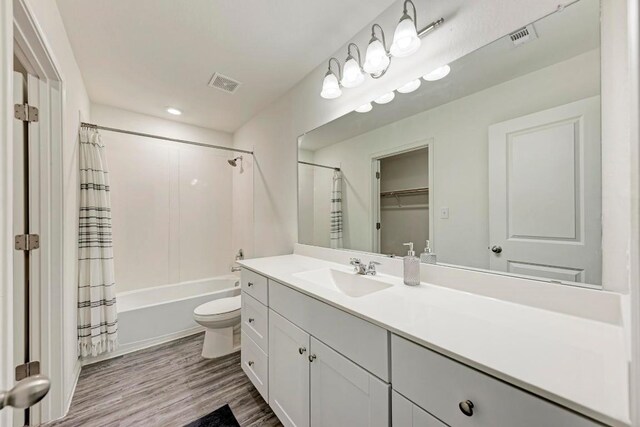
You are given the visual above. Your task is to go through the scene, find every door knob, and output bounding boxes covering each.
[0,375,50,410]
[490,245,502,254]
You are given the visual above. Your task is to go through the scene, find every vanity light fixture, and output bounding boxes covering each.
[355,103,373,113]
[341,43,366,88]
[390,0,421,58]
[374,92,395,105]
[363,24,391,78]
[321,57,343,99]
[166,107,182,115]
[397,79,421,94]
[423,64,451,81]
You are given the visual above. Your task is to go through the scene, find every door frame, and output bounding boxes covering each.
[370,138,434,254]
[2,0,66,424]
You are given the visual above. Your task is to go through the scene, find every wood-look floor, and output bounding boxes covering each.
[45,333,281,427]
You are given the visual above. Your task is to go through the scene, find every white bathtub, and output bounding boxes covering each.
[85,276,240,364]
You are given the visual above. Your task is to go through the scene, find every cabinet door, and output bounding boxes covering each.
[310,337,389,427]
[392,391,447,427]
[269,310,310,427]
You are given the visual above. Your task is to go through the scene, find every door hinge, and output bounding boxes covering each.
[15,234,40,251]
[15,361,40,381]
[376,222,381,230]
[376,171,380,179]
[14,103,39,122]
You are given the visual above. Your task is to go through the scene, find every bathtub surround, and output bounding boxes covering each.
[77,127,118,357]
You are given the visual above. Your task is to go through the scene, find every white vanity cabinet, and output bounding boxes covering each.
[240,267,603,427]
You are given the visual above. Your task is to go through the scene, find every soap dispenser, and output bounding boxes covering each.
[420,240,437,264]
[402,242,420,286]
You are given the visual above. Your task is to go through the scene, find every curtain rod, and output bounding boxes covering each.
[298,160,340,171]
[80,122,253,155]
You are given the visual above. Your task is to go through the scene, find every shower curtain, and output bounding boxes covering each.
[330,170,343,249]
[77,126,118,357]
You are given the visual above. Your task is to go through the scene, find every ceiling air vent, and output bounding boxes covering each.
[208,73,241,94]
[509,24,538,46]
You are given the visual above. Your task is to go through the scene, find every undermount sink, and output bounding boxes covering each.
[293,268,393,298]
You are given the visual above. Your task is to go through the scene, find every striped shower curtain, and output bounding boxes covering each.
[330,170,343,248]
[77,127,118,357]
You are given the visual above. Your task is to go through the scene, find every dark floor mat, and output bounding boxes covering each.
[183,404,240,427]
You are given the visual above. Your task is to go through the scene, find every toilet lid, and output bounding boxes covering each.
[194,295,241,316]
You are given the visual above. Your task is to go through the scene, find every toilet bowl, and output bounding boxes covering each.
[193,295,241,359]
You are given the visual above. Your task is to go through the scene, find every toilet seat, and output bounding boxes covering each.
[194,295,241,322]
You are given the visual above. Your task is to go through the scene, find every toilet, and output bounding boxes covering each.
[193,295,241,359]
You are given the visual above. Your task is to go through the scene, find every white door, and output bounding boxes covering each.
[12,71,27,427]
[309,337,389,427]
[268,310,310,427]
[488,97,601,285]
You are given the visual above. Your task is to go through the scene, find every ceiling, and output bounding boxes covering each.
[300,0,599,151]
[56,0,396,132]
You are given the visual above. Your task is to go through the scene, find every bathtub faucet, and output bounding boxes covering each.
[231,266,241,272]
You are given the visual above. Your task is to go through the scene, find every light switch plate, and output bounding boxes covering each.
[440,207,449,219]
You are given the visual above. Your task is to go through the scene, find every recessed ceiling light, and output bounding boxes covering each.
[423,64,450,81]
[374,92,395,105]
[355,103,373,113]
[166,107,182,115]
[397,79,421,94]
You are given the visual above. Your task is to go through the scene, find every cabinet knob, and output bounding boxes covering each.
[458,400,474,417]
[308,354,316,362]
[247,361,254,367]
[247,282,254,287]
[248,318,255,323]
[298,346,307,355]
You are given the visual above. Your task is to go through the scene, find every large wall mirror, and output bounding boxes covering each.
[298,0,602,288]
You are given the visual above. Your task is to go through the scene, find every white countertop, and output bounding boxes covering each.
[238,253,630,426]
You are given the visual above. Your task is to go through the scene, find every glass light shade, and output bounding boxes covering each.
[355,103,373,113]
[363,39,390,75]
[320,72,342,99]
[341,57,365,88]
[166,107,182,115]
[397,79,421,94]
[423,64,451,81]
[390,17,421,58]
[374,92,395,105]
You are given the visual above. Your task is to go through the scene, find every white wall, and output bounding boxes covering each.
[91,105,240,292]
[307,50,599,269]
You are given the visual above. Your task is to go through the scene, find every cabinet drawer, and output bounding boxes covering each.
[270,280,389,382]
[242,292,268,353]
[392,391,447,427]
[241,268,268,305]
[391,335,599,427]
[241,331,268,401]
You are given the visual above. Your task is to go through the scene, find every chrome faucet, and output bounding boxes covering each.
[366,261,381,276]
[350,258,381,276]
[350,258,367,275]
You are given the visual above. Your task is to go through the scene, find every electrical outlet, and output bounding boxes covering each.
[440,207,449,219]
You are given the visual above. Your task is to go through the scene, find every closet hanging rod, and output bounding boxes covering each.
[380,187,429,197]
[298,160,340,171]
[80,122,254,155]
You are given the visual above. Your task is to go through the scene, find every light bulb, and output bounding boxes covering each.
[423,64,451,81]
[166,107,182,115]
[341,57,365,88]
[363,39,390,75]
[374,92,395,105]
[320,72,342,99]
[397,79,421,94]
[355,103,373,113]
[390,16,421,57]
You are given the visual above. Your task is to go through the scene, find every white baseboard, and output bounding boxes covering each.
[63,360,81,416]
[81,326,205,366]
